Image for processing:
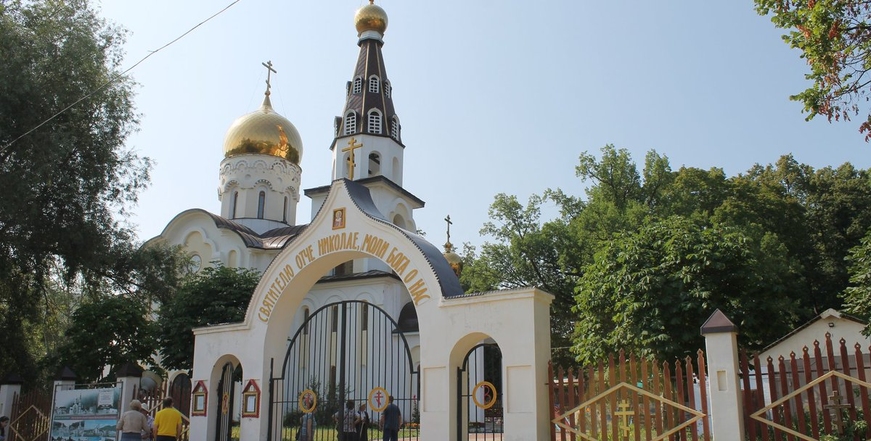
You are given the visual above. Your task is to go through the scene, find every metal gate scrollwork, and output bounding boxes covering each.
[268,300,419,441]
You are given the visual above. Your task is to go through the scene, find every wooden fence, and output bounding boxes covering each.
[740,334,871,441]
[549,350,711,441]
[8,389,52,441]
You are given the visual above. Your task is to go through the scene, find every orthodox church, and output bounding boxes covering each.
[144,0,459,417]
[146,1,462,354]
[144,3,552,440]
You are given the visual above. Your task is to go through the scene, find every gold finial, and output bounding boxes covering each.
[261,60,277,96]
[442,214,462,277]
[369,0,374,4]
[342,137,363,180]
[444,215,453,250]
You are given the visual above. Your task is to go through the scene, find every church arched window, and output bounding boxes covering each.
[298,306,310,368]
[257,191,265,219]
[352,77,362,94]
[231,191,239,218]
[360,302,369,366]
[391,116,400,140]
[368,152,381,176]
[384,81,391,98]
[282,196,288,222]
[368,75,380,93]
[344,111,357,135]
[367,109,382,134]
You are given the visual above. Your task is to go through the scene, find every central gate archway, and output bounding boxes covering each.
[268,300,419,441]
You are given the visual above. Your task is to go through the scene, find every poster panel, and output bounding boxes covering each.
[50,385,122,441]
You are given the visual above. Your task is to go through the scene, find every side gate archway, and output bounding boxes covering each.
[268,300,419,441]
[457,343,503,440]
[215,362,241,441]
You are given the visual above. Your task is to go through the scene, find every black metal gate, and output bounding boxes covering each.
[268,300,419,441]
[215,362,239,441]
[457,343,503,440]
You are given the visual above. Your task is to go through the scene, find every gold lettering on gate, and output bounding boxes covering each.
[257,233,432,322]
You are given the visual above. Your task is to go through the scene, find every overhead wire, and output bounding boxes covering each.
[0,0,242,155]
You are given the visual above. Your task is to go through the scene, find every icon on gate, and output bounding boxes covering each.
[472,381,497,410]
[299,389,317,414]
[368,387,389,412]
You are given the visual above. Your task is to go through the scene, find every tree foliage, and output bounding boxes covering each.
[156,266,261,372]
[575,217,800,363]
[843,229,871,332]
[48,295,157,383]
[755,0,871,139]
[463,145,871,364]
[0,0,180,387]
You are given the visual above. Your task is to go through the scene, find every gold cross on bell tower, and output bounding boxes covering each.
[261,60,277,95]
[342,137,363,180]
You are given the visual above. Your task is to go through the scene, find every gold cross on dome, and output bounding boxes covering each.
[342,137,363,180]
[445,215,452,244]
[262,60,277,95]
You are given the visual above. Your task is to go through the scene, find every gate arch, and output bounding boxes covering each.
[268,300,419,441]
[457,343,503,440]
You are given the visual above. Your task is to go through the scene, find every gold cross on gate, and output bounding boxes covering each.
[342,137,363,180]
[823,390,851,434]
[615,399,634,436]
[262,60,277,95]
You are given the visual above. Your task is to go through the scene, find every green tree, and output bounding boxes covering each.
[461,194,579,366]
[465,146,871,366]
[48,295,157,383]
[0,0,163,386]
[843,229,871,331]
[156,265,260,372]
[755,0,871,139]
[574,217,801,363]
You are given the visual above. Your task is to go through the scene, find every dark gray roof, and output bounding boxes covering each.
[341,179,464,298]
[201,211,308,250]
[304,175,424,208]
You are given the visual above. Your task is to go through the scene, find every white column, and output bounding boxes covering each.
[701,309,744,441]
[116,363,143,413]
[0,376,22,417]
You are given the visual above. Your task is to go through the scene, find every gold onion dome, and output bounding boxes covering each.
[222,94,303,164]
[443,242,463,277]
[355,1,388,35]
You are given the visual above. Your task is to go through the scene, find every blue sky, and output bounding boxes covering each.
[98,0,871,250]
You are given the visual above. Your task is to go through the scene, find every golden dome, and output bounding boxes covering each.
[443,242,463,277]
[223,95,303,164]
[355,1,388,36]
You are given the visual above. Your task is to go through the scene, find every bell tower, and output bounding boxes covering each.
[330,1,404,186]
[309,1,423,233]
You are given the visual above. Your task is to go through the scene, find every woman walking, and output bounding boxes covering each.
[117,400,150,441]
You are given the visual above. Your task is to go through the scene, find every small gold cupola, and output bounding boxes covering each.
[222,62,303,164]
[354,0,388,36]
[442,215,463,278]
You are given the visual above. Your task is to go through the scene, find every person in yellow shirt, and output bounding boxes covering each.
[152,397,183,441]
